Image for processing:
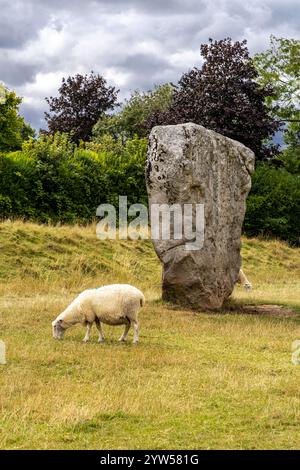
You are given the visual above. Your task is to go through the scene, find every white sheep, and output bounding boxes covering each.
[238,269,252,291]
[52,284,145,344]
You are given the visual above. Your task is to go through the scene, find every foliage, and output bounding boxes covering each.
[281,145,300,175]
[244,164,300,245]
[93,84,174,140]
[1,38,299,245]
[1,130,299,244]
[254,36,300,125]
[254,36,300,153]
[85,134,148,206]
[145,38,279,160]
[45,72,119,143]
[0,133,147,223]
[0,87,35,152]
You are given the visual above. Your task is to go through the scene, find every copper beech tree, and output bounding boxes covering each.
[45,72,119,143]
[145,38,280,160]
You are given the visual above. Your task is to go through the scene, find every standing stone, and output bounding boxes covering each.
[146,123,255,309]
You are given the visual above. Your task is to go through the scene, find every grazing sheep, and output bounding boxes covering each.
[238,269,252,291]
[52,284,145,344]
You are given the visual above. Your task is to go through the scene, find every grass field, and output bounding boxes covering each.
[0,221,300,449]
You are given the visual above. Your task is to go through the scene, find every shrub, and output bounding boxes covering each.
[0,133,147,223]
[244,164,300,245]
[1,132,299,247]
[281,145,300,175]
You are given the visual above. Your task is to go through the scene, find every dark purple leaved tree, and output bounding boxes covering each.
[145,38,280,160]
[45,72,119,142]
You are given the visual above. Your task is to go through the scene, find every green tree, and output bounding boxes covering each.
[93,83,174,140]
[244,163,300,245]
[254,36,300,146]
[254,36,300,122]
[254,36,300,172]
[0,85,35,152]
[280,123,300,174]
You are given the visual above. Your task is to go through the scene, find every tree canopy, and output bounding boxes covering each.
[93,83,174,140]
[0,84,34,153]
[45,72,119,143]
[145,38,279,160]
[254,36,300,172]
[254,36,300,123]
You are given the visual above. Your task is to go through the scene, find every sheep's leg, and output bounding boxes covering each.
[83,322,92,343]
[95,318,105,343]
[133,320,139,345]
[119,320,131,343]
[238,269,252,291]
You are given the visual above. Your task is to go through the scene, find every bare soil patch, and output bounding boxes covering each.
[227,303,297,318]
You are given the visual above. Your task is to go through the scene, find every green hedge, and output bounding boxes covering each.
[0,133,147,223]
[244,164,300,245]
[0,133,299,245]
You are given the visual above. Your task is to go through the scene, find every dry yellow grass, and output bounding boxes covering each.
[0,221,300,449]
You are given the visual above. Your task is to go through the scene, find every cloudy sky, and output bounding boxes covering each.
[1,0,299,130]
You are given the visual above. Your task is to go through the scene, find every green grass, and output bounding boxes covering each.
[0,220,300,449]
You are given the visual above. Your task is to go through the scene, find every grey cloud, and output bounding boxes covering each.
[267,3,300,28]
[46,0,206,15]
[0,26,33,49]
[0,0,299,129]
[0,55,38,86]
[19,102,46,132]
[118,53,189,92]
[97,0,206,15]
[0,1,50,48]
[120,53,169,75]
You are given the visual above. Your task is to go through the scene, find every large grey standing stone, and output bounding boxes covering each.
[146,123,255,309]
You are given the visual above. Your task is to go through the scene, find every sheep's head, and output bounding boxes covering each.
[52,318,67,340]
